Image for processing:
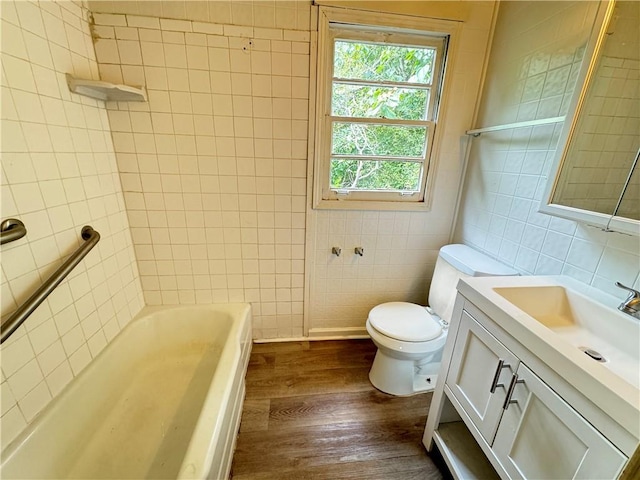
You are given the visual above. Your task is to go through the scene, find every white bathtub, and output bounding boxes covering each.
[1,304,252,480]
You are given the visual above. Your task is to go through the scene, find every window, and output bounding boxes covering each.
[313,8,450,210]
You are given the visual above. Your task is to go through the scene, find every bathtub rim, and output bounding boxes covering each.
[175,302,252,479]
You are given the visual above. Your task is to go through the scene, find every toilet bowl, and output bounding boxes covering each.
[366,302,447,396]
[366,244,518,396]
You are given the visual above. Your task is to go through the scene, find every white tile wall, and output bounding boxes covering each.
[89,0,312,31]
[309,210,451,332]
[0,0,144,447]
[92,13,310,339]
[307,2,498,334]
[455,1,640,299]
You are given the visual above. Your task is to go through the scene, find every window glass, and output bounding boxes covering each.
[331,123,427,158]
[333,40,437,84]
[330,159,422,191]
[331,84,429,120]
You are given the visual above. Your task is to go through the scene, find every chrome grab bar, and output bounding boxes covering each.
[0,226,100,344]
[1,219,27,245]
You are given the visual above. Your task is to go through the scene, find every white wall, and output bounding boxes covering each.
[88,0,312,31]
[92,9,312,339]
[307,2,497,336]
[455,1,640,298]
[0,0,144,447]
[90,2,496,339]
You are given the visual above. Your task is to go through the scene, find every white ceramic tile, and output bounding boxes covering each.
[0,406,27,450]
[0,334,36,378]
[18,381,52,422]
[1,0,143,443]
[454,1,639,298]
[45,361,73,397]
[94,38,120,64]
[37,340,67,377]
[89,5,497,342]
[140,42,164,66]
[68,344,92,375]
[7,360,44,400]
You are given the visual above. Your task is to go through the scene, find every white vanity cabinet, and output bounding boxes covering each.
[446,311,519,444]
[424,292,633,480]
[493,363,627,479]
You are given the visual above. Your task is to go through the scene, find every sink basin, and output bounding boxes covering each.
[493,285,640,388]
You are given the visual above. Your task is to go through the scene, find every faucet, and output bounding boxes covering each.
[615,282,640,318]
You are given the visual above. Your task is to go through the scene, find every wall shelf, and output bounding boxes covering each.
[66,74,147,102]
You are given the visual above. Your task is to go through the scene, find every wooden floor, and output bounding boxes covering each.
[230,339,447,480]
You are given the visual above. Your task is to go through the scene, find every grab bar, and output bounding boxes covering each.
[1,226,100,344]
[1,219,27,245]
[466,116,565,137]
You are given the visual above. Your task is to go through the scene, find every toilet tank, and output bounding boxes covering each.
[428,244,518,323]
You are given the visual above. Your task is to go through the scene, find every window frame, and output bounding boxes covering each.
[312,7,456,211]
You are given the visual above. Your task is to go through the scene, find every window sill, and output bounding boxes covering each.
[313,197,432,212]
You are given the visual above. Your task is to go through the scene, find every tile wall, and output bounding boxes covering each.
[307,2,497,335]
[92,11,311,339]
[455,1,640,298]
[0,0,144,447]
[88,0,312,31]
[90,2,497,338]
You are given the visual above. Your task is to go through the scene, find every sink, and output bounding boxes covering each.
[493,285,640,389]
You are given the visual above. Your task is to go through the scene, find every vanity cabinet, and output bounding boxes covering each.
[493,363,626,479]
[446,311,519,443]
[425,294,631,480]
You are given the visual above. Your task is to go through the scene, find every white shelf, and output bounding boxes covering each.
[433,422,500,480]
[66,74,147,102]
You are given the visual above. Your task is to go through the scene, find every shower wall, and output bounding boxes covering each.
[92,8,312,339]
[1,0,144,448]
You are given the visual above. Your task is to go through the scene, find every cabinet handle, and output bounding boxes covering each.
[503,373,525,410]
[489,359,511,393]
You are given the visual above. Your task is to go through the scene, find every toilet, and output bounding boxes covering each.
[366,244,518,396]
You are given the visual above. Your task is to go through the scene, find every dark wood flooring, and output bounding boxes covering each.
[230,339,446,480]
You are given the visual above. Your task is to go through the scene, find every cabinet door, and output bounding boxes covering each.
[446,310,519,444]
[493,364,627,479]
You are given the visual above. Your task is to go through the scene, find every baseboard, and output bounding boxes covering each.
[253,327,369,343]
[308,326,369,339]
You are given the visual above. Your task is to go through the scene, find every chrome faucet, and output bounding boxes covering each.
[615,282,640,318]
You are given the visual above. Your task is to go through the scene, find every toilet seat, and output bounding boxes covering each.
[368,302,442,342]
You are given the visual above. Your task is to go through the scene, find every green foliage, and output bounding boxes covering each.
[329,40,435,192]
[334,41,435,84]
[332,84,428,120]
[332,123,425,157]
[330,159,422,191]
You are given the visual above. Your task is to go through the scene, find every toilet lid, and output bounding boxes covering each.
[368,302,442,342]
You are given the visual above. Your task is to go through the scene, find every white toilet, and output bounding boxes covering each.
[366,244,518,396]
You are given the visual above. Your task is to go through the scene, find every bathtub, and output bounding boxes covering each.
[1,303,252,480]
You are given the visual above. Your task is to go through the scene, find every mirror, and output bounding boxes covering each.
[541,0,640,234]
